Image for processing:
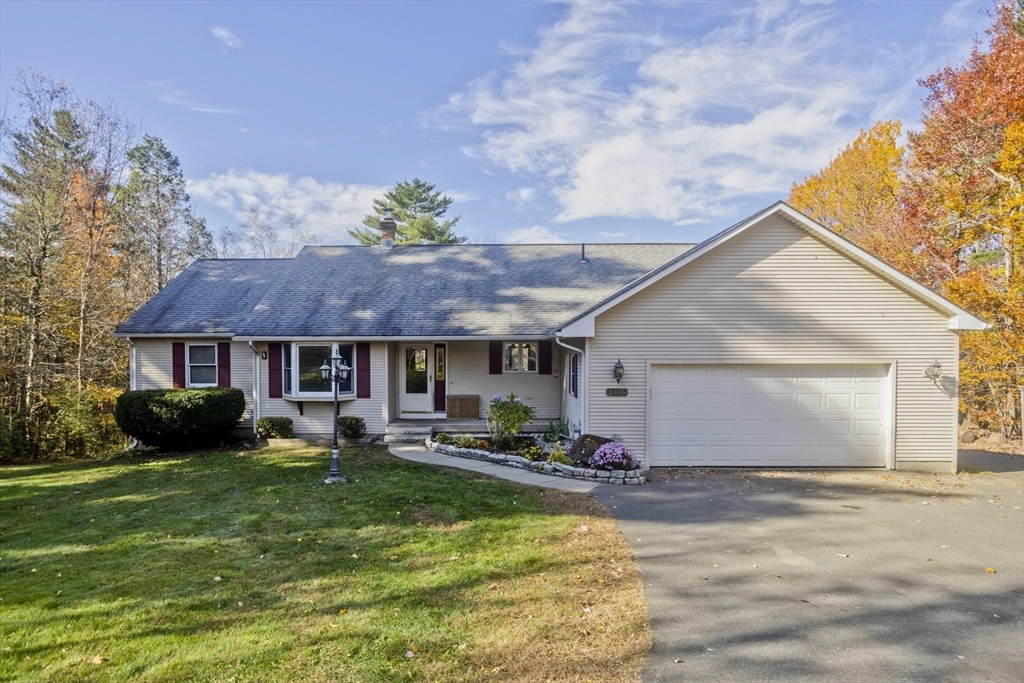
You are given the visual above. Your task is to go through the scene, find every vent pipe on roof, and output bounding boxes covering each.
[581,243,587,263]
[380,208,397,249]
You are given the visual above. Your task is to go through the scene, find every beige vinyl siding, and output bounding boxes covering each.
[587,215,958,470]
[134,339,255,428]
[256,341,389,435]
[560,350,584,435]
[445,340,562,419]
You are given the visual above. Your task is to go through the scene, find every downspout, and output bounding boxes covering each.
[125,337,139,449]
[555,334,585,435]
[249,341,260,437]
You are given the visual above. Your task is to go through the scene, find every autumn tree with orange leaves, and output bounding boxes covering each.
[791,0,1023,438]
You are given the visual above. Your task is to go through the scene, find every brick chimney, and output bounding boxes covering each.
[380,208,397,249]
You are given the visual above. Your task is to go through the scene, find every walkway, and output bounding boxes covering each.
[387,443,599,492]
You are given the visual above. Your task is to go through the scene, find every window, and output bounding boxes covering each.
[568,354,579,398]
[285,342,355,396]
[187,344,217,387]
[503,342,537,373]
[283,343,293,395]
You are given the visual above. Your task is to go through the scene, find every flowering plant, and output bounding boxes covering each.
[588,442,636,471]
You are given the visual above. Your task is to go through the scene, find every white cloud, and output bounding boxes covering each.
[150,83,238,114]
[211,27,242,50]
[439,2,946,223]
[188,170,387,243]
[503,225,567,244]
[505,186,538,210]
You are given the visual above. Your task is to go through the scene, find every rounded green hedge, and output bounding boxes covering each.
[114,387,246,450]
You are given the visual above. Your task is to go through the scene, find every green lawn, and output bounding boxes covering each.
[0,446,648,682]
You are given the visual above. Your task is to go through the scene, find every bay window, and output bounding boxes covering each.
[283,342,355,397]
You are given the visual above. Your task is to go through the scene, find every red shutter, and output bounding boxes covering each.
[172,342,185,388]
[268,343,282,398]
[489,341,503,375]
[356,342,371,398]
[217,342,231,387]
[538,340,552,375]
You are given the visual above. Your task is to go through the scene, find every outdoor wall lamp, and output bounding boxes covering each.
[923,359,943,380]
[320,353,352,484]
[613,359,625,384]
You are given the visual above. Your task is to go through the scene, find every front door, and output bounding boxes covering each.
[400,344,432,413]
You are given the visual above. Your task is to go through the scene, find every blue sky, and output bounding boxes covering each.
[0,0,993,245]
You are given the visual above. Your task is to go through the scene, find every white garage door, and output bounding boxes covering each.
[649,364,888,467]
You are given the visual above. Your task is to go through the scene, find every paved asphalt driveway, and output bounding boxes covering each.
[594,452,1023,682]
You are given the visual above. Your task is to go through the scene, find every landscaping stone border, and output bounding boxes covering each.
[425,437,648,485]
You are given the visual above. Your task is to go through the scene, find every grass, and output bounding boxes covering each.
[0,446,649,682]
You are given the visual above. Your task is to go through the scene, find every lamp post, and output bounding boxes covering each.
[320,352,351,484]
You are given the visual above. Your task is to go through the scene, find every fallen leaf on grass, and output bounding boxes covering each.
[405,651,414,659]
[91,656,107,665]
[338,609,347,615]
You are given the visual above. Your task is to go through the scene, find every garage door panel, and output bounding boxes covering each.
[649,364,887,467]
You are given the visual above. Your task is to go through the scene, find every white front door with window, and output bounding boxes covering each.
[400,344,433,413]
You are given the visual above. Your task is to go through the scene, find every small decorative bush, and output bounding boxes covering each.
[588,442,636,471]
[543,418,571,443]
[453,435,486,449]
[547,447,572,466]
[433,432,450,444]
[256,417,294,439]
[337,415,367,439]
[114,387,245,451]
[487,393,535,448]
[519,445,546,462]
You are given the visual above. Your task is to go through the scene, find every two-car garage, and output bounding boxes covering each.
[648,364,891,468]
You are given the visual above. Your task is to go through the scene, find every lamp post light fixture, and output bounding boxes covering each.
[320,352,351,484]
[613,359,625,384]
[923,359,943,381]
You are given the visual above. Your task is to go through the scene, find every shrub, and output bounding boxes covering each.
[114,387,245,450]
[487,394,535,447]
[452,435,483,449]
[519,445,546,462]
[337,416,367,439]
[256,417,294,439]
[548,447,572,466]
[433,432,450,444]
[543,418,571,443]
[588,442,636,471]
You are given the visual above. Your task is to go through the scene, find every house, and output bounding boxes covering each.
[114,202,986,473]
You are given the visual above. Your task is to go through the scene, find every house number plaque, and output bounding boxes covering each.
[605,388,628,397]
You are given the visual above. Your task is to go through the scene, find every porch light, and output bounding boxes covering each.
[613,359,625,384]
[923,359,943,380]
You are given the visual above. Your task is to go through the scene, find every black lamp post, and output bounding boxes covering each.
[320,352,351,484]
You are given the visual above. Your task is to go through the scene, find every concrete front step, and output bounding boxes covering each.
[383,433,431,444]
[385,425,434,435]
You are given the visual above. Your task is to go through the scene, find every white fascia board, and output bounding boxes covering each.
[553,202,989,335]
[111,332,231,338]
[230,334,552,342]
[556,319,595,338]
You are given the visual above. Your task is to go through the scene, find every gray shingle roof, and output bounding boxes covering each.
[116,243,694,337]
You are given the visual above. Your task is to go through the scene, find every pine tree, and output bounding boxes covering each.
[348,178,466,245]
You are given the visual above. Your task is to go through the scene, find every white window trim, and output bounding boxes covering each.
[285,342,357,398]
[503,341,538,373]
[186,343,218,388]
